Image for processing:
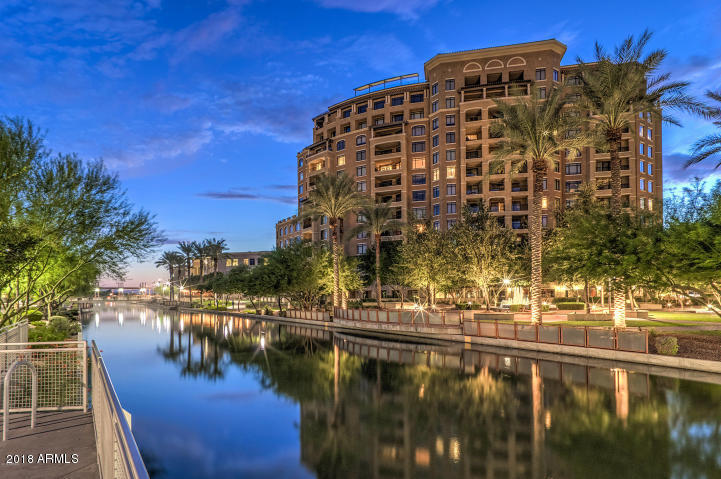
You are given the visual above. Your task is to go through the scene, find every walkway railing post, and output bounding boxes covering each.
[3,360,38,441]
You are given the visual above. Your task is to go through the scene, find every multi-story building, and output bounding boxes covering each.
[276,39,662,255]
[172,250,269,282]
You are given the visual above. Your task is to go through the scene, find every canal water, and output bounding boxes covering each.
[83,303,721,479]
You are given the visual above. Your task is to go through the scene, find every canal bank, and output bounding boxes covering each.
[159,303,721,376]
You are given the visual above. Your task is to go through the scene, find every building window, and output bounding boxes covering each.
[357,120,367,129]
[446,132,456,144]
[357,231,368,239]
[431,101,438,113]
[320,215,328,225]
[413,207,426,218]
[391,96,403,106]
[648,198,654,210]
[433,221,440,230]
[432,152,439,164]
[541,197,548,208]
[566,180,581,192]
[357,104,367,114]
[446,114,455,126]
[412,174,426,185]
[647,128,653,139]
[535,69,546,80]
[243,258,249,265]
[320,229,328,240]
[554,161,560,173]
[447,166,456,179]
[447,202,457,214]
[391,113,403,123]
[357,243,367,255]
[355,151,367,163]
[542,215,548,228]
[639,143,645,155]
[445,97,455,108]
[336,140,345,151]
[640,160,645,172]
[337,155,345,166]
[357,181,366,192]
[412,190,426,201]
[299,185,304,194]
[412,142,426,152]
[648,146,653,157]
[639,198,646,209]
[357,213,366,223]
[374,100,385,110]
[356,135,366,146]
[565,163,582,175]
[538,87,546,99]
[432,167,439,181]
[433,203,440,216]
[432,82,438,95]
[648,163,653,175]
[447,219,457,229]
[410,110,424,119]
[412,125,426,136]
[446,150,456,162]
[648,180,653,192]
[445,79,455,90]
[553,69,559,82]
[432,186,440,198]
[374,116,384,126]
[432,118,439,130]
[343,124,350,133]
[640,178,645,190]
[410,93,424,103]
[447,183,456,195]
[432,135,439,147]
[226,258,232,267]
[356,166,366,177]
[639,125,645,136]
[412,157,425,169]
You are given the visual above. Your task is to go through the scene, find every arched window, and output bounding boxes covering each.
[506,56,526,67]
[463,62,482,72]
[485,59,503,69]
[411,125,426,136]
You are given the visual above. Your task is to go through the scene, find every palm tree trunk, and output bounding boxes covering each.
[530,158,546,325]
[331,223,340,309]
[375,234,382,309]
[607,129,626,327]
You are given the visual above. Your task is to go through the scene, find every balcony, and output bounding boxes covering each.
[465,129,482,142]
[511,180,528,192]
[308,160,326,175]
[466,185,482,195]
[465,110,482,122]
[374,141,402,159]
[489,180,505,192]
[375,163,402,175]
[377,193,402,204]
[461,80,532,103]
[466,149,482,160]
[489,199,505,212]
[466,167,482,177]
[376,178,401,189]
[373,122,404,138]
[511,199,528,212]
[511,215,528,230]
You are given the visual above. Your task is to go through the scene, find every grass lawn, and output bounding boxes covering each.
[648,311,721,323]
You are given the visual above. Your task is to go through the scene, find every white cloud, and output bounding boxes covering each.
[313,0,440,19]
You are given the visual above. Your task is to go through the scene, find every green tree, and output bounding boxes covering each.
[302,173,364,309]
[450,206,523,310]
[490,86,586,324]
[205,237,228,274]
[576,30,703,325]
[346,202,403,308]
[684,90,721,170]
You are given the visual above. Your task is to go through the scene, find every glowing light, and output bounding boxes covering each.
[449,437,461,462]
[94,313,99,327]
[545,410,552,429]
[94,288,100,293]
[118,313,124,326]
[503,278,511,285]
[260,336,266,350]
[179,319,184,332]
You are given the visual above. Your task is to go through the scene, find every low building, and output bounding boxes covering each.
[172,250,270,281]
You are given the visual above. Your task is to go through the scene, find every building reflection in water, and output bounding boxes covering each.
[86,305,721,479]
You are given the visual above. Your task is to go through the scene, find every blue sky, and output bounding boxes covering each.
[1,0,720,285]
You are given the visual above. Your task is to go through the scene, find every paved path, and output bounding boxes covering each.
[0,411,99,478]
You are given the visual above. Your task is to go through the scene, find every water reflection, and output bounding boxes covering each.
[84,304,721,479]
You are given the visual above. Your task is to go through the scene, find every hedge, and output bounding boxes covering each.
[556,302,585,310]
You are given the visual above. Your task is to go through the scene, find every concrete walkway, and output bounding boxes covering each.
[0,411,99,478]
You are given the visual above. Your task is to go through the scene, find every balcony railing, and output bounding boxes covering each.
[466,150,482,160]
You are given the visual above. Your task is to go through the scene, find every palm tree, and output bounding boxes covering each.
[576,30,704,326]
[177,241,195,306]
[154,251,183,301]
[490,86,586,324]
[347,202,403,308]
[205,237,228,274]
[685,90,721,169]
[302,173,364,309]
[193,240,210,307]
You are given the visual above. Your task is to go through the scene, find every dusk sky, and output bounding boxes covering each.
[1,0,719,285]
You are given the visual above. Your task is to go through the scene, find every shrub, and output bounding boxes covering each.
[347,300,363,309]
[455,303,485,310]
[556,302,585,310]
[552,297,581,304]
[29,324,66,342]
[24,309,44,322]
[49,316,81,336]
[263,306,273,316]
[654,336,679,356]
[509,304,524,312]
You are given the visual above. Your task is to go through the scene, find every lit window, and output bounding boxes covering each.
[541,197,548,208]
[447,166,456,178]
[232,259,238,266]
[243,258,249,265]
[648,198,654,210]
[432,168,439,181]
[639,198,646,209]
[412,157,425,169]
[337,155,345,166]
[226,259,232,267]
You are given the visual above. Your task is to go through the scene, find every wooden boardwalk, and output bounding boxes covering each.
[0,411,99,478]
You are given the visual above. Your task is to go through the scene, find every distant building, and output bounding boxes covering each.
[172,251,269,281]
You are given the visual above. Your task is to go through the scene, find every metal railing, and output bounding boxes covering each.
[0,340,87,440]
[334,308,465,328]
[463,320,648,353]
[91,341,149,479]
[0,319,28,344]
[286,309,330,321]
